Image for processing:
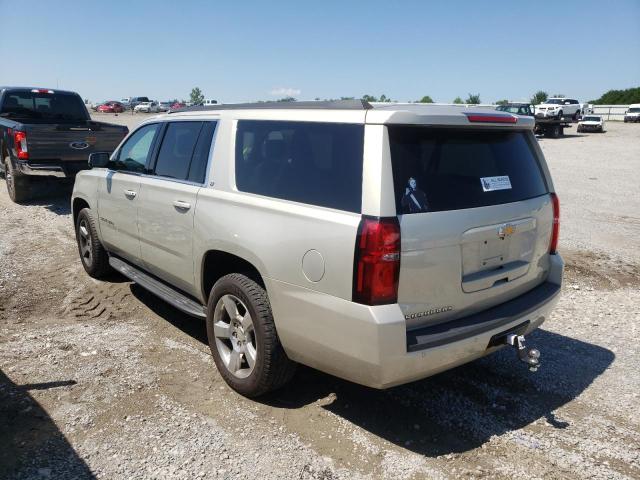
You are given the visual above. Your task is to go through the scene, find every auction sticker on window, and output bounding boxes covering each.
[480,176,512,192]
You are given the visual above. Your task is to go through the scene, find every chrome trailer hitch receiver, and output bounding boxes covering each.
[506,334,540,372]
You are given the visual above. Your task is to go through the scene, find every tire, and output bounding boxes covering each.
[577,126,582,133]
[4,156,31,203]
[573,110,581,121]
[75,208,111,278]
[206,273,296,397]
[546,125,561,138]
[557,110,563,120]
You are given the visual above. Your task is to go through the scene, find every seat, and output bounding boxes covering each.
[250,138,287,195]
[3,97,19,109]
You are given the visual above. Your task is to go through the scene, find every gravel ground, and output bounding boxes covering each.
[1,119,639,479]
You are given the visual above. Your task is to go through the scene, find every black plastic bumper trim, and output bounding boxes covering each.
[406,282,560,352]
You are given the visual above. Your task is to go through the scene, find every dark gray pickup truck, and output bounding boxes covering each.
[0,87,128,202]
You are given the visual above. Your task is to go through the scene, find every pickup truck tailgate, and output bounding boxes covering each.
[25,122,127,162]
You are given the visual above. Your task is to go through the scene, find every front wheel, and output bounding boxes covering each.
[573,110,581,120]
[75,208,111,278]
[206,273,296,397]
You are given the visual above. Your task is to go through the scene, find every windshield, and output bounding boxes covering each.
[0,91,88,121]
[629,108,640,113]
[497,105,529,114]
[545,99,564,104]
[583,116,601,122]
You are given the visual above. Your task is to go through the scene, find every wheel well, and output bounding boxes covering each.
[201,251,264,300]
[72,198,90,224]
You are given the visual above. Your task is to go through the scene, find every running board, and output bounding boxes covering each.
[109,257,206,318]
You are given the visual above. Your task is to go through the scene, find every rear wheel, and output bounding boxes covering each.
[75,208,111,278]
[545,125,562,138]
[573,109,581,120]
[206,273,296,397]
[4,156,31,203]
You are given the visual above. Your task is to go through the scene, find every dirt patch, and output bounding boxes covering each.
[562,248,640,290]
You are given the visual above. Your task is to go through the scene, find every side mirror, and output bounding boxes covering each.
[88,152,110,168]
[564,101,570,105]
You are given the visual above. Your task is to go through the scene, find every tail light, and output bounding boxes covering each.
[549,193,560,254]
[13,130,29,160]
[353,216,401,305]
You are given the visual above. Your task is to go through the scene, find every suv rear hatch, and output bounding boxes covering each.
[388,126,554,330]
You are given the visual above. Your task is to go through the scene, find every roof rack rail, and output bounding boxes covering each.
[168,99,373,113]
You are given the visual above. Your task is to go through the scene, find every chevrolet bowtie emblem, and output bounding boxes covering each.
[498,224,516,238]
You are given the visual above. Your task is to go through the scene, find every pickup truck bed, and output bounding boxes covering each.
[0,87,128,202]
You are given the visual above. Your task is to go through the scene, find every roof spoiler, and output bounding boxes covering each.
[169,99,373,113]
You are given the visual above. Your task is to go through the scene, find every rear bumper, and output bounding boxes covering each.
[17,160,88,178]
[270,254,563,389]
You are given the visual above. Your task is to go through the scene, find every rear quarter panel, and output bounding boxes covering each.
[192,116,362,303]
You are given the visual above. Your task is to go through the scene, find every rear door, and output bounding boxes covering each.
[97,123,161,265]
[387,126,554,330]
[137,120,216,295]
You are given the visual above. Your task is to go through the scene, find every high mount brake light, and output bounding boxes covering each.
[465,114,518,124]
[353,217,401,305]
[549,193,560,254]
[31,89,55,94]
[13,131,28,160]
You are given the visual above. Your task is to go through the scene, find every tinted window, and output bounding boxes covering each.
[235,121,364,213]
[1,91,88,121]
[112,124,160,172]
[154,122,203,179]
[388,127,548,214]
[188,122,216,183]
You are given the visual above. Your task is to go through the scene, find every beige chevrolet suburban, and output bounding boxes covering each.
[71,100,563,397]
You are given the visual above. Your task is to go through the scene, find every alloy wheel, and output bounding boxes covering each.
[213,294,257,379]
[78,218,93,268]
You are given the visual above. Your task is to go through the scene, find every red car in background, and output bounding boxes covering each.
[170,102,186,111]
[97,101,125,113]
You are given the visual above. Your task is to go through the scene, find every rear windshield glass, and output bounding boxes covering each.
[0,91,88,121]
[582,116,601,122]
[235,120,364,213]
[388,127,548,214]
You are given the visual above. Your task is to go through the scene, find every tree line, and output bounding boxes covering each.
[188,86,640,106]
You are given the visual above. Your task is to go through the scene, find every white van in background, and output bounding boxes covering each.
[624,104,640,123]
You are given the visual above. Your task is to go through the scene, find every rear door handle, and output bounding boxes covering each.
[173,200,191,210]
[124,189,137,199]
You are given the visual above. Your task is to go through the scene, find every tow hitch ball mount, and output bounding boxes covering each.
[506,334,540,372]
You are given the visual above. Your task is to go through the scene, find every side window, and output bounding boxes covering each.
[153,121,216,183]
[111,123,159,173]
[235,120,364,213]
[154,122,203,180]
[187,122,217,183]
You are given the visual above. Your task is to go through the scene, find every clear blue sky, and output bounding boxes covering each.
[1,0,638,103]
